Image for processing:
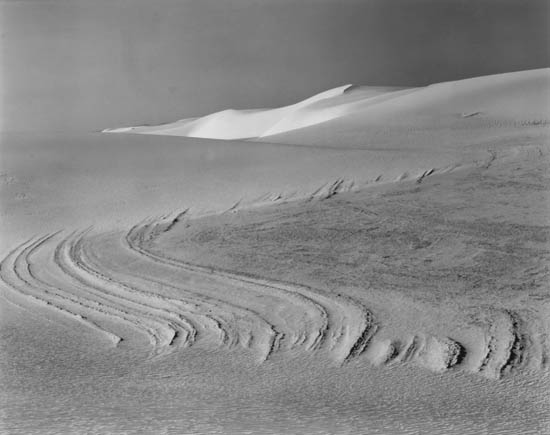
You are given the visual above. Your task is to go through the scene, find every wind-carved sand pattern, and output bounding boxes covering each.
[0,224,376,363]
[476,309,548,379]
[0,217,547,376]
[124,216,377,363]
[0,234,123,346]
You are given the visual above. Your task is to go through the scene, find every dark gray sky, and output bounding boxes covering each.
[1,0,548,132]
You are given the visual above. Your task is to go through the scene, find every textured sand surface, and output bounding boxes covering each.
[1,69,549,434]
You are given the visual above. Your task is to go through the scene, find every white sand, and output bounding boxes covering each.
[1,69,549,434]
[103,84,359,139]
[104,69,549,144]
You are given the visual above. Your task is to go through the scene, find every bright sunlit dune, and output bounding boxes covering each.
[261,68,550,148]
[104,69,550,144]
[103,84,357,139]
[103,84,416,139]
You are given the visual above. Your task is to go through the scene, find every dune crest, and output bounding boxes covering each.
[103,69,549,142]
[103,84,357,139]
[102,84,412,139]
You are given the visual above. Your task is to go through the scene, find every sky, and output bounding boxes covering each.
[1,0,549,133]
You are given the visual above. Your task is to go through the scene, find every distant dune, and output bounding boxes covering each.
[104,69,550,143]
[103,84,362,139]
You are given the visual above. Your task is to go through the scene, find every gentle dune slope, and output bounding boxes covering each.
[103,84,356,139]
[1,130,498,258]
[263,68,550,148]
[104,69,549,143]
[260,85,412,137]
[103,85,411,139]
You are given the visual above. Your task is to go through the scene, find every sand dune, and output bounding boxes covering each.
[262,68,550,149]
[104,69,549,144]
[103,84,356,139]
[103,85,412,139]
[2,69,549,434]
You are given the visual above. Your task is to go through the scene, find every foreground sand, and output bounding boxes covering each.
[1,69,549,434]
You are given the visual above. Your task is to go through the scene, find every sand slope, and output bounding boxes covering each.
[103,85,412,139]
[1,128,498,258]
[262,68,550,149]
[2,69,550,434]
[104,69,549,145]
[2,136,549,434]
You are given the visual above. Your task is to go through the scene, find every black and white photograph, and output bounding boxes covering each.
[1,0,549,433]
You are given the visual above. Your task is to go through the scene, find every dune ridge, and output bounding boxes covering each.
[103,84,358,139]
[102,84,414,139]
[103,69,549,142]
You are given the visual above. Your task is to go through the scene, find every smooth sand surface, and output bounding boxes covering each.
[105,69,549,144]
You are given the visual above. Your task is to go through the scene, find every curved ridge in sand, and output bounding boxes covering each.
[0,223,376,363]
[1,216,546,377]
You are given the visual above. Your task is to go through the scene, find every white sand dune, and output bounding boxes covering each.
[104,69,549,145]
[2,69,550,434]
[103,84,411,139]
[261,68,550,149]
